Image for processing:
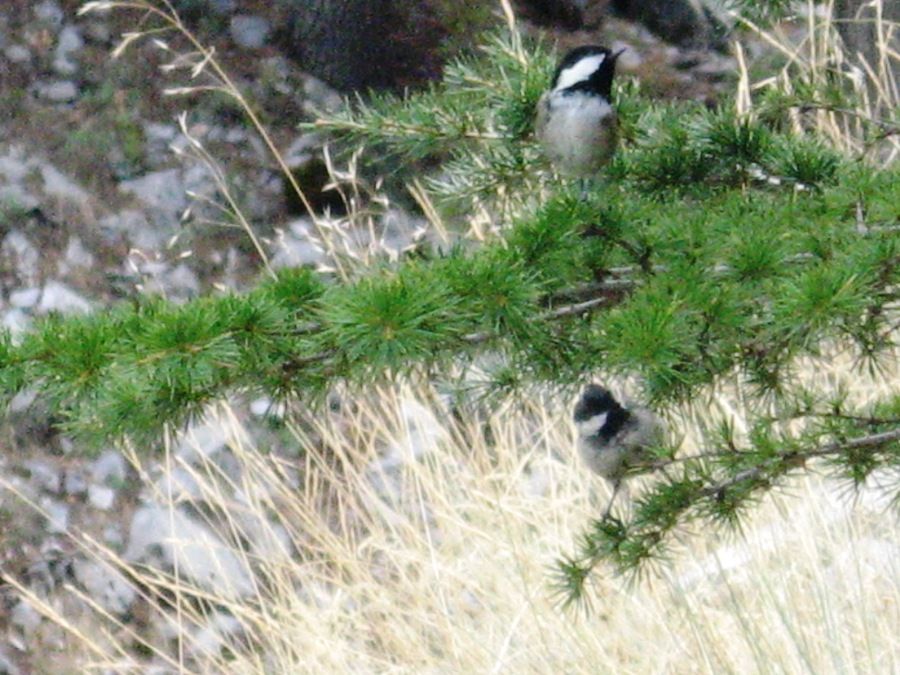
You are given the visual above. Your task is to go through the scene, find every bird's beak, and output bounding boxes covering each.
[611,48,626,62]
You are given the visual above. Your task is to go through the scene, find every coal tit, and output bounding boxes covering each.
[573,384,662,511]
[536,45,623,182]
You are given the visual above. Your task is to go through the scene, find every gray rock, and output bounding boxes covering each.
[2,231,40,284]
[210,0,237,14]
[10,599,42,637]
[42,498,69,533]
[250,396,286,418]
[0,646,22,675]
[611,40,642,69]
[2,308,31,335]
[189,611,243,658]
[91,450,127,486]
[0,145,34,184]
[57,25,84,54]
[9,287,41,309]
[8,387,38,415]
[39,162,91,202]
[143,122,179,164]
[164,262,201,299]
[232,507,292,562]
[4,44,31,64]
[177,420,230,463]
[34,0,64,28]
[283,132,324,167]
[153,465,204,502]
[98,209,163,250]
[24,459,61,494]
[0,185,39,212]
[63,467,89,496]
[88,484,116,510]
[104,525,124,549]
[39,281,92,314]
[270,219,322,269]
[302,75,344,115]
[182,162,218,202]
[119,168,187,232]
[83,20,111,44]
[58,236,96,273]
[126,505,255,599]
[34,80,79,103]
[72,558,137,615]
[11,281,92,315]
[230,15,270,49]
[53,25,83,75]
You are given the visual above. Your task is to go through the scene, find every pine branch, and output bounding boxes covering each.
[700,426,900,498]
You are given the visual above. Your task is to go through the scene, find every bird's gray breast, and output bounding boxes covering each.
[537,91,616,177]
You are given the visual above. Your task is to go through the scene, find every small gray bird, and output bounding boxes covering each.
[536,45,623,185]
[573,384,662,514]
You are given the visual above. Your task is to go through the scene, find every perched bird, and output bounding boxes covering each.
[536,45,624,189]
[573,384,663,513]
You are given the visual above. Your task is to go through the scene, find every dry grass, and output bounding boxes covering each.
[11,379,898,673]
[736,0,899,164]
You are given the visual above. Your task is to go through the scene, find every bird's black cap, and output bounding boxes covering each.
[552,45,624,99]
[573,384,631,441]
[573,384,619,422]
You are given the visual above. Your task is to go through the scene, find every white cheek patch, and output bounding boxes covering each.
[577,412,608,437]
[554,54,605,92]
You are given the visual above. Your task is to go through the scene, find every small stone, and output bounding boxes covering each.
[4,44,31,64]
[230,15,270,49]
[58,25,84,53]
[0,230,41,286]
[210,0,237,14]
[83,21,111,44]
[12,282,92,315]
[34,80,78,103]
[143,122,178,164]
[53,25,83,75]
[189,611,243,658]
[64,467,88,496]
[177,420,230,462]
[9,287,40,309]
[0,645,22,675]
[43,499,69,533]
[302,75,343,114]
[165,263,200,299]
[2,307,30,335]
[88,484,116,510]
[24,460,61,494]
[98,209,163,250]
[126,505,255,599]
[40,281,92,314]
[34,0,64,28]
[91,450,127,486]
[59,236,96,273]
[10,600,42,637]
[611,40,641,70]
[40,162,91,201]
[250,396,286,418]
[73,558,136,615]
[104,525,124,549]
[119,168,187,232]
[154,466,203,501]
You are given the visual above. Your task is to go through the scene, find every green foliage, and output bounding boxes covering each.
[2,28,900,603]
